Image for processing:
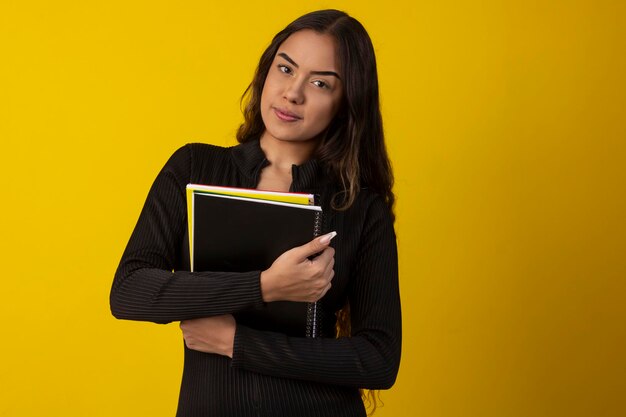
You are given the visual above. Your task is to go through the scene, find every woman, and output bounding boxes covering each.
[111,9,401,417]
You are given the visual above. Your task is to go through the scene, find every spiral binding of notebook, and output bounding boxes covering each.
[305,200,324,338]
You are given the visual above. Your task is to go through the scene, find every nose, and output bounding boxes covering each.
[283,78,305,105]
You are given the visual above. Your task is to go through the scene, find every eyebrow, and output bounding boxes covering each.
[277,52,342,80]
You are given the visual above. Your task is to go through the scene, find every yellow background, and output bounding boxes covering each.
[1,1,625,416]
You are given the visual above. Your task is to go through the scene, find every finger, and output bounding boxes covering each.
[292,232,337,259]
[322,260,335,281]
[313,246,335,267]
[319,281,332,300]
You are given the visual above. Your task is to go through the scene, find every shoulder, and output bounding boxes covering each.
[350,188,393,219]
[185,142,232,169]
[185,142,232,157]
[162,142,237,182]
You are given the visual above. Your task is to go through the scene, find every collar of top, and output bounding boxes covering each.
[231,139,325,193]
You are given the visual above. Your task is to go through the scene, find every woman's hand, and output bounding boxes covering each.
[180,315,236,357]
[260,231,337,303]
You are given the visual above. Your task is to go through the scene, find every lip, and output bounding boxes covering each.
[273,107,302,122]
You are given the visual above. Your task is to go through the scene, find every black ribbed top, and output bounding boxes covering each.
[110,140,401,417]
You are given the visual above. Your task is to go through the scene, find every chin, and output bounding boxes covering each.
[270,133,320,144]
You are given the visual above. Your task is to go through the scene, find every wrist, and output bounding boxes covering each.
[260,270,276,302]
[225,323,235,358]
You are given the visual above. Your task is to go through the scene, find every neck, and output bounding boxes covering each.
[259,133,318,173]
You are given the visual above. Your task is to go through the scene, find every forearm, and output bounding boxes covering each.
[110,265,265,323]
[231,324,401,389]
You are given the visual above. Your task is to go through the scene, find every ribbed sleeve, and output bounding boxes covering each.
[231,196,401,389]
[110,145,265,323]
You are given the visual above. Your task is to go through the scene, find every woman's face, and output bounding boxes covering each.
[260,29,343,146]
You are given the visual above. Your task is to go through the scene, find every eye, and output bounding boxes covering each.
[277,64,292,75]
[312,79,329,89]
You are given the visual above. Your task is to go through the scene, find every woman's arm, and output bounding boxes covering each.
[195,197,401,389]
[110,146,265,323]
[110,145,338,324]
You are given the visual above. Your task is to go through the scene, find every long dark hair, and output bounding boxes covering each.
[237,9,394,215]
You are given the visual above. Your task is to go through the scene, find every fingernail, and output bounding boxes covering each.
[319,231,337,244]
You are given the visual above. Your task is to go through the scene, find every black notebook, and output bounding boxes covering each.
[190,192,322,272]
[186,185,324,337]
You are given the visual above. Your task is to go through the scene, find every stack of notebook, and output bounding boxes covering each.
[186,184,324,337]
